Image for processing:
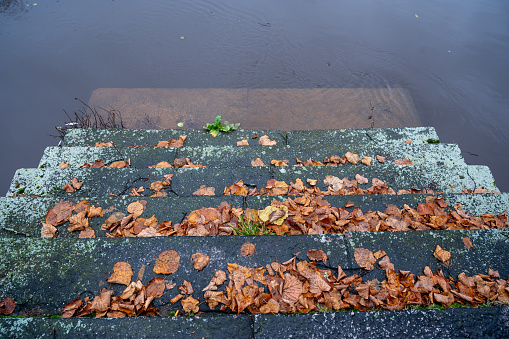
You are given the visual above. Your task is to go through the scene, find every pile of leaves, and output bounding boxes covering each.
[42,195,509,238]
[61,247,509,318]
[176,196,509,236]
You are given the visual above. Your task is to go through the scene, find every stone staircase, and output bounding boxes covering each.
[1,127,508,338]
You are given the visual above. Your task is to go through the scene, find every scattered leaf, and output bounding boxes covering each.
[110,161,128,168]
[0,297,15,315]
[376,155,385,163]
[59,161,69,169]
[433,245,451,263]
[361,156,372,166]
[127,201,145,218]
[146,277,165,298]
[354,248,376,270]
[62,299,82,318]
[95,141,115,147]
[79,227,96,238]
[307,249,328,264]
[191,253,210,270]
[251,158,266,167]
[345,152,360,165]
[193,185,216,196]
[181,296,199,313]
[240,242,256,256]
[405,140,412,144]
[463,237,473,250]
[259,135,277,146]
[41,223,57,238]
[107,262,133,286]
[237,138,249,146]
[153,250,180,274]
[395,158,413,166]
[71,178,83,190]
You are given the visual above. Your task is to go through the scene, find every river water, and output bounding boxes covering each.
[1,0,508,194]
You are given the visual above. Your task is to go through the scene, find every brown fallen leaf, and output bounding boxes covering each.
[181,296,199,313]
[127,201,145,218]
[373,250,386,260]
[91,160,106,168]
[463,237,473,250]
[64,183,75,193]
[259,135,277,146]
[150,181,164,191]
[179,280,194,295]
[95,141,115,147]
[153,250,180,274]
[45,200,74,226]
[0,297,15,315]
[79,227,96,238]
[71,178,83,190]
[59,161,69,169]
[394,158,413,166]
[68,212,89,232]
[307,249,328,264]
[191,253,210,270]
[41,223,57,238]
[237,138,249,146]
[354,248,376,270]
[146,277,166,298]
[193,185,216,196]
[62,298,83,318]
[170,294,184,304]
[345,152,360,165]
[240,242,256,257]
[433,245,451,263]
[91,288,114,314]
[307,178,318,186]
[355,174,368,185]
[376,155,385,163]
[110,161,128,168]
[107,262,133,286]
[260,298,279,314]
[153,161,173,168]
[405,140,412,144]
[271,159,288,167]
[282,273,303,305]
[361,156,372,166]
[251,158,266,167]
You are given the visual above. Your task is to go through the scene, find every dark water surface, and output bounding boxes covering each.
[1,0,508,194]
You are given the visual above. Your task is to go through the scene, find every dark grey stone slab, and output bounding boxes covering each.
[254,307,509,339]
[2,193,509,237]
[39,142,463,169]
[62,127,438,148]
[7,164,498,199]
[0,315,253,339]
[0,230,507,313]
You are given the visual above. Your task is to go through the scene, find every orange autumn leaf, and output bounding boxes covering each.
[79,227,96,238]
[376,155,385,163]
[110,161,128,168]
[463,237,473,250]
[251,158,265,167]
[433,245,451,263]
[71,177,83,190]
[153,250,180,274]
[179,280,194,295]
[127,201,145,218]
[68,211,89,232]
[259,135,277,146]
[107,262,133,286]
[394,158,413,166]
[62,298,83,318]
[181,296,199,313]
[154,161,173,168]
[91,288,114,314]
[361,156,372,166]
[307,249,328,264]
[405,140,412,144]
[259,298,279,314]
[236,138,249,146]
[59,161,69,169]
[64,183,75,193]
[191,253,210,271]
[354,248,376,270]
[345,152,360,165]
[41,223,57,238]
[282,273,303,305]
[193,185,216,196]
[270,159,288,167]
[146,277,166,298]
[88,206,104,218]
[0,297,15,315]
[45,200,74,226]
[91,160,106,168]
[241,242,256,257]
[150,181,164,191]
[95,141,115,147]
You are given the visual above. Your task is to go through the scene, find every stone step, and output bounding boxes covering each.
[39,142,461,170]
[1,306,507,338]
[0,230,507,313]
[62,127,439,148]
[1,193,508,237]
[7,164,497,199]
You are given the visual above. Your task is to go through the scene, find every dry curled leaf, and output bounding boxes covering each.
[181,296,199,313]
[64,184,75,193]
[376,155,385,163]
[307,249,328,264]
[68,211,89,232]
[0,297,15,315]
[88,206,104,218]
[146,277,166,298]
[153,250,180,274]
[345,152,360,165]
[354,248,376,270]
[110,161,128,168]
[463,237,473,250]
[433,245,451,263]
[259,135,277,146]
[107,262,133,286]
[95,141,115,147]
[236,138,249,146]
[361,156,372,166]
[394,158,413,166]
[79,227,96,238]
[59,161,69,169]
[41,223,57,238]
[154,161,173,168]
[191,253,210,270]
[240,242,256,257]
[355,174,368,185]
[193,185,216,196]
[127,201,145,218]
[62,298,83,318]
[71,178,83,190]
[251,158,266,167]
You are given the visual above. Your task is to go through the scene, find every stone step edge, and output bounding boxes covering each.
[7,164,499,198]
[1,193,508,237]
[1,306,508,339]
[62,126,440,146]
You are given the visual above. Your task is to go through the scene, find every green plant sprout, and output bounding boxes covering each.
[204,115,240,137]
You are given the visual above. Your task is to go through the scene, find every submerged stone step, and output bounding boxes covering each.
[39,142,462,170]
[0,230,507,313]
[62,127,439,148]
[7,164,498,199]
[1,193,508,237]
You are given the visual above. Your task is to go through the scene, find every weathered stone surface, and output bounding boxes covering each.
[7,163,497,199]
[254,307,509,338]
[0,315,253,339]
[0,230,507,312]
[63,127,438,147]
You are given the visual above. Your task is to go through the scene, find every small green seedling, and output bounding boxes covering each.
[427,138,440,144]
[204,115,239,137]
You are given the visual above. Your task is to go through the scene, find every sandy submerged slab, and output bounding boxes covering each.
[88,88,421,129]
